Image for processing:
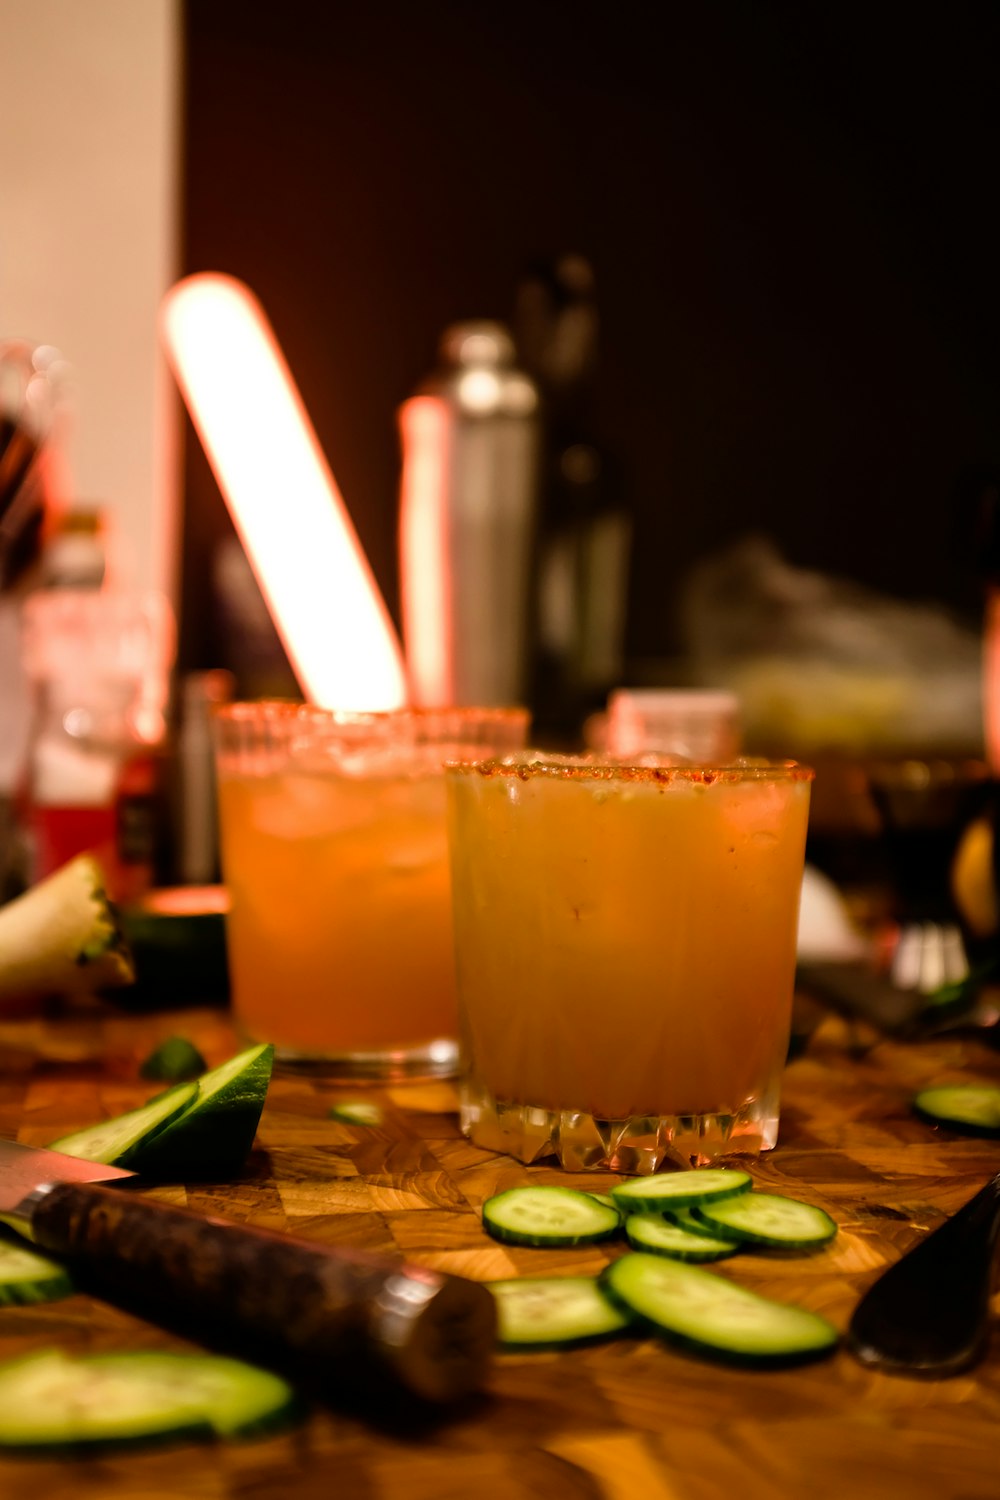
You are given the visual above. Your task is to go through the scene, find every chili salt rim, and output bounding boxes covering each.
[443,754,814,786]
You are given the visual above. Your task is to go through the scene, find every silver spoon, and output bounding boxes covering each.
[847,1172,1000,1376]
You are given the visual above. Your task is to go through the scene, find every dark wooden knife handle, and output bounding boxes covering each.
[29,1181,495,1404]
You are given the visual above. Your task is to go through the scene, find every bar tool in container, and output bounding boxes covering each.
[398,321,540,707]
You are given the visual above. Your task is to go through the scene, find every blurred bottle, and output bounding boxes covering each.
[20,590,175,903]
[174,668,235,885]
[40,505,107,589]
[398,321,540,707]
[514,255,631,739]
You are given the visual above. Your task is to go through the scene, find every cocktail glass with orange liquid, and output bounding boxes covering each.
[214,703,527,1078]
[446,755,813,1170]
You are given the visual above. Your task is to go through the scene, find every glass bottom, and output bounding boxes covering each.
[247,1034,459,1084]
[459,1077,780,1173]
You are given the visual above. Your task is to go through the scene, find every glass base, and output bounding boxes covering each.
[256,1035,459,1084]
[459,1078,779,1172]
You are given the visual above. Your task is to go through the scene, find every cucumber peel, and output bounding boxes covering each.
[0,1348,297,1449]
[48,1043,274,1178]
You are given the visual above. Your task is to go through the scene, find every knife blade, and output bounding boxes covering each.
[847,1171,1000,1376]
[0,1137,495,1405]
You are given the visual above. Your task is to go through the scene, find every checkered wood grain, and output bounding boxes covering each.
[0,1002,998,1500]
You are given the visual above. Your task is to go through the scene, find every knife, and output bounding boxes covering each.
[847,1171,1000,1376]
[0,1137,495,1405]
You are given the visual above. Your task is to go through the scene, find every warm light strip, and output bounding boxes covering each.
[160,273,407,710]
[398,395,453,705]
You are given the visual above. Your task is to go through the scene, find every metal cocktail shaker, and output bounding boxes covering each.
[398,322,540,707]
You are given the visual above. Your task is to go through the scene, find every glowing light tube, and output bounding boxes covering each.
[161,273,407,711]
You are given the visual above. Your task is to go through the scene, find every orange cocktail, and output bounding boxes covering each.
[215,704,527,1077]
[446,756,812,1170]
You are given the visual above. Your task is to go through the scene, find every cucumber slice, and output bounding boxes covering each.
[482,1185,622,1247]
[0,1349,296,1449]
[140,1036,207,1082]
[586,1192,621,1214]
[89,1352,297,1439]
[47,1082,198,1168]
[913,1084,1000,1135]
[328,1101,385,1127]
[611,1168,752,1214]
[0,1234,74,1305]
[626,1212,738,1263]
[601,1252,839,1365]
[694,1192,838,1249]
[124,1043,274,1178]
[488,1276,633,1348]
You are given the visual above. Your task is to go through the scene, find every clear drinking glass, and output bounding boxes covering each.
[446,754,813,1171]
[214,702,528,1078]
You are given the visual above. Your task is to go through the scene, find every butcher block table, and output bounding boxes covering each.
[0,1000,998,1500]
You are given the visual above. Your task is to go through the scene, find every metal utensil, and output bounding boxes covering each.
[847,1172,1000,1376]
[0,1137,495,1404]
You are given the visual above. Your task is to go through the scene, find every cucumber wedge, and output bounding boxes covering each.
[483,1185,622,1247]
[488,1276,634,1348]
[48,1082,198,1168]
[130,1043,274,1177]
[48,1043,274,1178]
[601,1252,839,1365]
[913,1084,1000,1136]
[626,1212,739,1263]
[0,1348,296,1450]
[0,1234,74,1305]
[694,1192,838,1250]
[611,1168,752,1215]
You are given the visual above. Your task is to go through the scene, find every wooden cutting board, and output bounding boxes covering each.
[0,1001,998,1500]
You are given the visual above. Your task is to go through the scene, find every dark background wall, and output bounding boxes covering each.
[179,1,1000,695]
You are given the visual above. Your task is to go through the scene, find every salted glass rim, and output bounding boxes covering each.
[444,752,814,785]
[213,700,529,728]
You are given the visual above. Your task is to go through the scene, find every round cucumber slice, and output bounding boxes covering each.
[913,1084,1000,1135]
[88,1352,297,1439]
[488,1276,633,1348]
[611,1168,753,1214]
[328,1101,385,1127]
[0,1348,296,1449]
[482,1185,622,1247]
[601,1252,839,1365]
[0,1236,74,1305]
[694,1192,838,1249]
[626,1212,739,1263]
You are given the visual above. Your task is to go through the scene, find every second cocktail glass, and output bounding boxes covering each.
[214,703,527,1079]
[446,755,813,1172]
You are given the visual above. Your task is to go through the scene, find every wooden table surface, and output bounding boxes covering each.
[0,1000,998,1500]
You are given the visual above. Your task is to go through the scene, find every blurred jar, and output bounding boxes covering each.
[600,688,742,762]
[20,589,175,901]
